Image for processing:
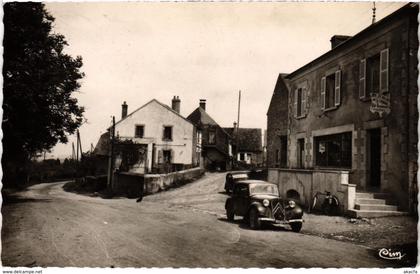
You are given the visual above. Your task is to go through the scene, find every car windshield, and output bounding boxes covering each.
[249,184,279,196]
[232,174,248,180]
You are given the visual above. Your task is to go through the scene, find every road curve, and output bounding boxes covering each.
[1,173,392,267]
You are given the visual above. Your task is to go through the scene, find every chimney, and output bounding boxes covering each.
[330,35,352,49]
[199,99,206,110]
[171,96,181,113]
[121,101,128,119]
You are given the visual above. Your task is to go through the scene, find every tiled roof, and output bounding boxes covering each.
[93,132,110,156]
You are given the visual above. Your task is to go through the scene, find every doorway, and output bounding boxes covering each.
[368,128,381,190]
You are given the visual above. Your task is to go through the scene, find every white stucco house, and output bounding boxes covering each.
[95,97,198,174]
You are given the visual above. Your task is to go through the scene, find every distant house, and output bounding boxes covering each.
[94,97,198,174]
[224,127,263,167]
[187,99,232,170]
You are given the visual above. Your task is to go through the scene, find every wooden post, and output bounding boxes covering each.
[107,116,116,189]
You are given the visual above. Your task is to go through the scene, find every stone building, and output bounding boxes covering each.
[267,3,418,217]
[187,100,233,170]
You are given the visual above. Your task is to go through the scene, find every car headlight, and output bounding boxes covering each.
[288,200,296,208]
[263,199,270,207]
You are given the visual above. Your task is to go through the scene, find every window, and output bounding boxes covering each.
[315,132,352,168]
[239,153,245,161]
[297,138,305,168]
[163,126,172,141]
[135,125,144,138]
[321,70,341,110]
[294,87,306,118]
[208,129,216,144]
[366,54,380,96]
[279,135,287,168]
[162,150,172,163]
[359,48,389,99]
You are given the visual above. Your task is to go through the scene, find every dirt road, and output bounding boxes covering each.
[2,172,393,267]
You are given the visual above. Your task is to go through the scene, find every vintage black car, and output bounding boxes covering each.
[225,180,304,232]
[224,171,249,194]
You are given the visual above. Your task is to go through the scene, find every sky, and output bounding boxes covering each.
[44,1,407,159]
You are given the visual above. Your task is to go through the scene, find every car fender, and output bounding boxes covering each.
[248,202,265,215]
[225,198,233,210]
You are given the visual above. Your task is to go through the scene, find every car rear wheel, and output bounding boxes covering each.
[226,204,234,221]
[249,208,261,230]
[290,222,302,232]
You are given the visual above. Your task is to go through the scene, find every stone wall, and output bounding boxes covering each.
[268,168,356,214]
[113,167,204,198]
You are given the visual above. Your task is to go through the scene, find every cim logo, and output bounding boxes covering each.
[378,248,406,260]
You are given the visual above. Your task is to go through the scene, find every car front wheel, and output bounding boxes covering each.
[290,222,302,232]
[249,208,261,230]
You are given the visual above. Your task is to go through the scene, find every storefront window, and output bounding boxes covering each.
[315,132,352,168]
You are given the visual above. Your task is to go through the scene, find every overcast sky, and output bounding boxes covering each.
[44,1,407,159]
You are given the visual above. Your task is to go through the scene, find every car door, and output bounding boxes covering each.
[234,183,249,216]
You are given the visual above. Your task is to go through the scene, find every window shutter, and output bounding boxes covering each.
[320,77,326,110]
[334,70,341,107]
[380,48,389,93]
[359,59,366,99]
[294,89,298,118]
[301,88,307,116]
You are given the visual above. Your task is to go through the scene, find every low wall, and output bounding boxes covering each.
[268,168,356,214]
[113,167,204,197]
[143,167,204,194]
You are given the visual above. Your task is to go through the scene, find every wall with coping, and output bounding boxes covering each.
[113,167,204,197]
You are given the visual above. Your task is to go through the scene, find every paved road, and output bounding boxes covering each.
[2,172,392,267]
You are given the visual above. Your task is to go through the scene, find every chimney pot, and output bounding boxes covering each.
[121,101,128,119]
[199,99,206,110]
[172,96,181,113]
[330,35,352,49]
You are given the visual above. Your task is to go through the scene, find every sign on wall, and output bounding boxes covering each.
[369,93,391,117]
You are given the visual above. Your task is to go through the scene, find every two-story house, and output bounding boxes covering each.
[187,100,232,170]
[267,3,418,217]
[94,97,197,174]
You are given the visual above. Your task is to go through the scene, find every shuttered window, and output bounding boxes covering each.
[295,87,307,118]
[294,89,298,118]
[301,88,307,117]
[321,70,341,110]
[321,77,326,110]
[334,70,341,106]
[359,59,366,99]
[380,48,389,93]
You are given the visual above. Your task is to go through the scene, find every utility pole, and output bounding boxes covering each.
[107,116,116,189]
[72,142,76,161]
[76,132,79,162]
[237,90,241,132]
[77,130,83,161]
[235,90,241,165]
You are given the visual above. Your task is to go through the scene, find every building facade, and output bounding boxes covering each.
[95,97,197,174]
[187,100,233,170]
[267,4,418,216]
[224,127,264,167]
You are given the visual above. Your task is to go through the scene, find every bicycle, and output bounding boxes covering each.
[311,191,340,216]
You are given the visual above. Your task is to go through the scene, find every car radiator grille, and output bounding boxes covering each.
[271,200,282,219]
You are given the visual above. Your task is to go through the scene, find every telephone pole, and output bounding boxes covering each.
[107,116,116,189]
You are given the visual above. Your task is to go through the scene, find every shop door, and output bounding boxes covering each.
[368,128,381,189]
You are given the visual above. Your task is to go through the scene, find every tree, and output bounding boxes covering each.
[3,3,85,185]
